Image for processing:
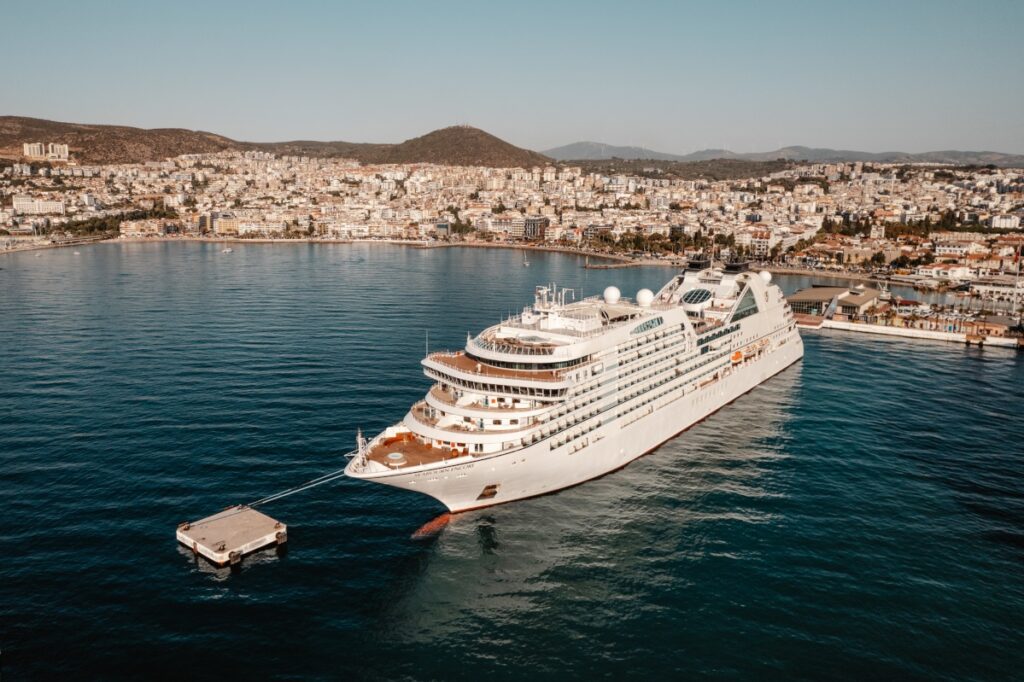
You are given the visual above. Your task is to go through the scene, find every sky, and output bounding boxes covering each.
[4,0,1023,154]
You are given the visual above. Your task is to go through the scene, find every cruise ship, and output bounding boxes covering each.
[345,260,803,511]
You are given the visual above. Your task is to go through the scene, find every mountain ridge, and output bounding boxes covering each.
[543,140,1024,167]
[3,117,1020,168]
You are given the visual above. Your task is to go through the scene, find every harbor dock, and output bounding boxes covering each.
[787,285,1022,348]
[177,505,287,567]
[798,316,1022,347]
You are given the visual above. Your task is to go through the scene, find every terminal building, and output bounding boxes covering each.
[787,286,881,318]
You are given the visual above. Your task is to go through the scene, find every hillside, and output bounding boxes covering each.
[355,126,550,167]
[545,139,1024,167]
[255,126,550,167]
[0,116,237,164]
[0,117,550,168]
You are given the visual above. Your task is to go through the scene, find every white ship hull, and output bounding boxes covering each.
[350,335,803,512]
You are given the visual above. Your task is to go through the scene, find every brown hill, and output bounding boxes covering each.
[363,126,550,167]
[251,126,550,167]
[0,116,237,164]
[0,117,550,167]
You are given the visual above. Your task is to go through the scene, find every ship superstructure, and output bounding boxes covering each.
[345,260,803,511]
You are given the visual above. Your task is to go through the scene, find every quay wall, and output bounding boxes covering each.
[818,320,1018,348]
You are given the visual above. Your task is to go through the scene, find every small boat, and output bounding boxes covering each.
[222,247,233,254]
[73,251,80,256]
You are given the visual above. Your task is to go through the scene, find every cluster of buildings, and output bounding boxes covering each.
[22,142,69,162]
[2,150,1023,289]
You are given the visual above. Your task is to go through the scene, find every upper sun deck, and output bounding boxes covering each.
[470,284,674,358]
[466,264,770,360]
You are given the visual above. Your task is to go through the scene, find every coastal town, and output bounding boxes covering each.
[3,141,1023,317]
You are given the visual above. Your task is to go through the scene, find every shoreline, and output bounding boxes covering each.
[763,266,885,284]
[3,234,638,264]
[1,236,902,283]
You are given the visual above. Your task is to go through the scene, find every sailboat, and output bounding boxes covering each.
[522,253,530,267]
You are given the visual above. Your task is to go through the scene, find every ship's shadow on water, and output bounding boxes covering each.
[366,365,803,664]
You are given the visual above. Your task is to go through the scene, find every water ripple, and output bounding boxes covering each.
[0,242,1021,680]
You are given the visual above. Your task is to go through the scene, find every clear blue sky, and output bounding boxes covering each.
[4,0,1022,153]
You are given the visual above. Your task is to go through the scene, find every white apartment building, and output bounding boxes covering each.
[21,142,69,161]
[935,242,968,257]
[47,143,69,161]
[736,227,781,257]
[23,142,45,159]
[915,263,976,281]
[12,196,66,215]
[990,215,1021,229]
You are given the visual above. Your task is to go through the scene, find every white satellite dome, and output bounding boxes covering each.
[759,270,772,284]
[603,286,621,304]
[636,288,654,307]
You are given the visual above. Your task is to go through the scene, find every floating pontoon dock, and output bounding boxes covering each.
[177,505,287,567]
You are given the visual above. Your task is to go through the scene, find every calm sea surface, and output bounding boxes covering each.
[1,243,1022,680]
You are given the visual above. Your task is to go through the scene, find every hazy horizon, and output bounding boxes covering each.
[4,0,1023,154]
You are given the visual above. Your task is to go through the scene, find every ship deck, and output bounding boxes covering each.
[430,351,564,381]
[365,432,471,469]
[429,386,536,412]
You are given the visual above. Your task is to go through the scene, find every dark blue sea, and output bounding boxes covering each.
[1,243,1022,680]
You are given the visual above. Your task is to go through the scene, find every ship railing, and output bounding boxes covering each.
[470,336,556,355]
[496,320,628,340]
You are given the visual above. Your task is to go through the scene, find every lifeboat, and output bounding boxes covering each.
[731,350,743,364]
